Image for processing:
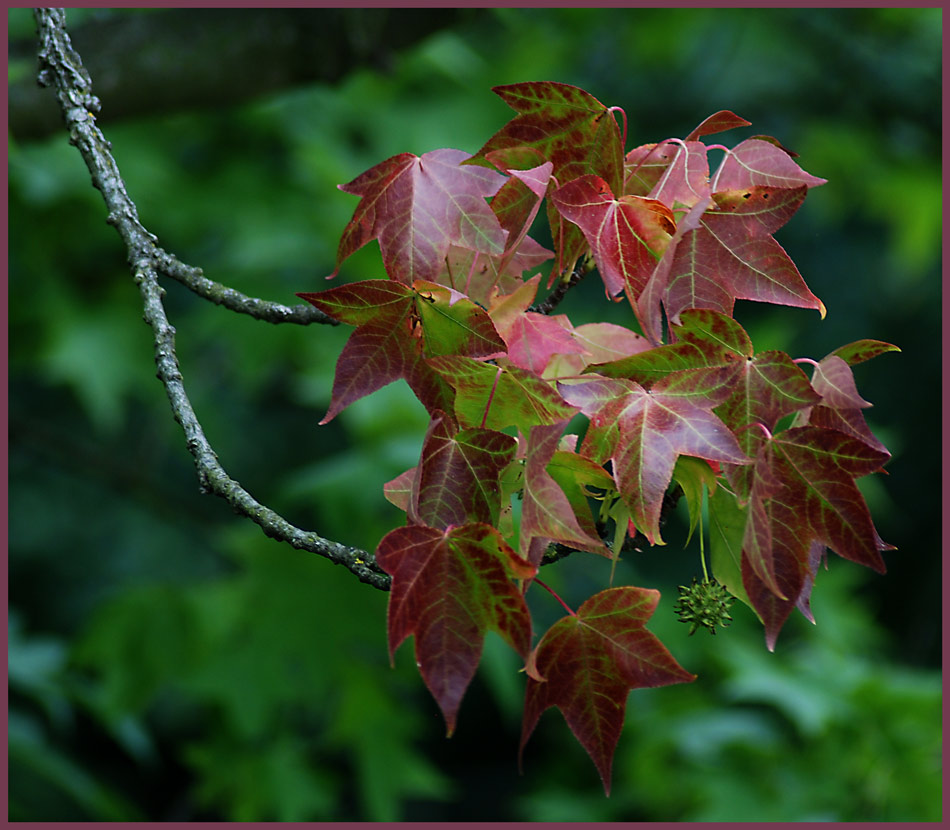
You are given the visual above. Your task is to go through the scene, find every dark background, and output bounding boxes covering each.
[9,7,941,821]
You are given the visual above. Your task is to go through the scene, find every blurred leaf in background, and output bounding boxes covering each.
[8,6,940,821]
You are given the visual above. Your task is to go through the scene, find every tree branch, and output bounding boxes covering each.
[34,7,390,591]
[152,250,338,326]
[530,254,595,315]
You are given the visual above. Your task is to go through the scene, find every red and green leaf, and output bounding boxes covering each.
[410,412,517,529]
[427,355,579,434]
[471,81,626,278]
[332,148,508,284]
[638,186,827,344]
[472,81,625,195]
[521,586,695,794]
[519,422,610,567]
[551,175,676,300]
[299,280,504,422]
[741,426,892,646]
[563,374,750,544]
[376,523,536,736]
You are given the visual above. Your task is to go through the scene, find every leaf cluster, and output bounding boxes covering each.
[299,81,897,792]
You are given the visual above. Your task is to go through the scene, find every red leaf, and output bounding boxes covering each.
[741,426,893,646]
[332,148,508,284]
[472,82,625,279]
[376,523,535,736]
[519,422,609,567]
[521,586,695,794]
[624,140,712,209]
[410,412,517,528]
[639,187,826,343]
[684,110,752,141]
[504,312,587,376]
[794,354,890,455]
[562,373,750,544]
[299,280,504,422]
[551,175,676,300]
[712,137,827,191]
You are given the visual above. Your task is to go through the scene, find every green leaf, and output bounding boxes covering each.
[708,485,756,616]
[427,355,579,433]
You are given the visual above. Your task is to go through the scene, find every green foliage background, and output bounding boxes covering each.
[9,7,941,821]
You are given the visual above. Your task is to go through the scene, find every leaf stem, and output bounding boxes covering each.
[534,578,576,616]
[480,365,503,429]
[608,105,627,149]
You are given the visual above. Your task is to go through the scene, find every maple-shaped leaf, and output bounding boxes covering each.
[298,280,504,423]
[471,82,625,280]
[711,137,827,191]
[637,186,826,343]
[544,321,652,379]
[793,354,890,455]
[409,412,517,528]
[561,374,750,544]
[505,312,587,376]
[472,81,625,196]
[519,422,609,567]
[740,426,892,645]
[551,175,676,301]
[427,355,579,434]
[589,307,751,382]
[624,140,711,209]
[439,237,552,307]
[520,586,695,795]
[332,148,508,284]
[376,523,535,736]
[714,349,822,501]
[484,272,585,375]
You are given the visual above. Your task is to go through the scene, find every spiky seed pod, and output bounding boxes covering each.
[674,577,735,635]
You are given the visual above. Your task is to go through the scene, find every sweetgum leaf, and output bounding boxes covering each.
[472,82,625,195]
[589,307,751,381]
[376,523,535,736]
[332,148,508,284]
[411,413,516,528]
[504,312,586,375]
[299,280,503,423]
[741,426,892,646]
[792,355,890,455]
[623,140,711,209]
[828,339,901,366]
[472,81,625,280]
[427,355,579,434]
[519,422,610,567]
[562,375,750,544]
[684,110,752,141]
[672,456,718,545]
[520,586,695,795]
[714,349,822,501]
[708,485,756,615]
[638,186,827,343]
[438,237,552,307]
[712,137,827,191]
[551,175,676,300]
[544,321,652,379]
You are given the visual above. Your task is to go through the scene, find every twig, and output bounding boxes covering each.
[34,7,390,591]
[530,255,594,315]
[153,250,338,326]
